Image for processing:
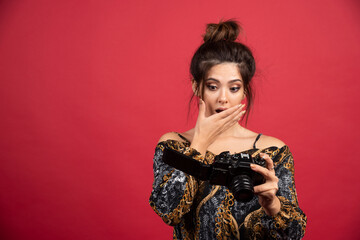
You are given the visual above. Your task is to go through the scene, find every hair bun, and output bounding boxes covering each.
[203,20,241,42]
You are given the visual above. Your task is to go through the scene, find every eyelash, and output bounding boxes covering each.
[207,85,217,90]
[230,87,241,92]
[206,85,241,92]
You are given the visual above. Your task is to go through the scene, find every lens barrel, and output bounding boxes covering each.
[230,174,254,202]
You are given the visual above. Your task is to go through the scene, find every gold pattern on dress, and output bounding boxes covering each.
[150,140,201,226]
[150,140,307,239]
[150,174,197,226]
[214,188,237,239]
[241,148,307,239]
[160,169,175,188]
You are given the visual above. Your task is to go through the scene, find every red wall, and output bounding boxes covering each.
[0,0,359,239]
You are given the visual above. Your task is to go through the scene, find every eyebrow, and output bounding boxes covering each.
[205,78,242,84]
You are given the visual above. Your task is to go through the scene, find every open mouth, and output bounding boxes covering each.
[215,108,227,113]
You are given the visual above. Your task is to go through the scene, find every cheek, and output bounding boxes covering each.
[202,95,217,113]
[229,93,244,103]
[203,92,215,103]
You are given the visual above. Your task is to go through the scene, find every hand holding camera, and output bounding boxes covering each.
[251,152,281,216]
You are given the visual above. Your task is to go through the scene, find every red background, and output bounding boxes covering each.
[0,0,359,239]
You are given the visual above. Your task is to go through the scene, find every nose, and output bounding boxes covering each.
[218,89,228,104]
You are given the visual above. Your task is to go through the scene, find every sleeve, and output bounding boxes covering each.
[241,146,307,240]
[149,140,206,226]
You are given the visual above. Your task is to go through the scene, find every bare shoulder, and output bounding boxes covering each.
[157,131,184,143]
[257,134,286,149]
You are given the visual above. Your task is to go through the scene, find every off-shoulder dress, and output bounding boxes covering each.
[149,133,307,240]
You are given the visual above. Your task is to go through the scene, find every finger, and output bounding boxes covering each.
[219,109,246,133]
[260,153,275,172]
[250,163,276,180]
[229,104,246,120]
[198,99,206,119]
[254,183,278,194]
[216,104,244,119]
[234,110,246,122]
[217,106,245,126]
[223,110,246,129]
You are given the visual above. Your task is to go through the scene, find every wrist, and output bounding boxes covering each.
[190,135,209,156]
[262,196,281,216]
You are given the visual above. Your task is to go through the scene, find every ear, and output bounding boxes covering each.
[192,79,200,97]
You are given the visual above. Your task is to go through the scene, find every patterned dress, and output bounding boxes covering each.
[149,134,307,239]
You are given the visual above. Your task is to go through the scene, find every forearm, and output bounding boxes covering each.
[190,133,210,156]
[242,196,306,240]
[150,170,197,225]
[149,142,199,226]
[243,147,307,239]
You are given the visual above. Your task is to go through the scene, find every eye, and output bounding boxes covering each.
[230,86,241,92]
[206,84,217,91]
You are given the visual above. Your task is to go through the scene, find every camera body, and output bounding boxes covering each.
[210,151,266,202]
[162,147,267,202]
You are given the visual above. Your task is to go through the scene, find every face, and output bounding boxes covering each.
[201,62,245,117]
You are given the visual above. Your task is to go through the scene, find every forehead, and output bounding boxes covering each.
[206,62,242,81]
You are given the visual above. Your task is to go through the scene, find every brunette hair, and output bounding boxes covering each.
[188,19,256,125]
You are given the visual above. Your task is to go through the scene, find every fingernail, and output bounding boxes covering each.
[250,164,256,168]
[237,104,242,108]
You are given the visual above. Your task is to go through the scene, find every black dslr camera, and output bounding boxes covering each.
[209,151,266,202]
[162,148,266,202]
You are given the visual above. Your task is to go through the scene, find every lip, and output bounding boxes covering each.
[215,107,228,113]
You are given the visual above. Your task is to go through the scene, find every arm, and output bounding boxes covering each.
[242,146,307,239]
[149,140,206,226]
[149,100,245,225]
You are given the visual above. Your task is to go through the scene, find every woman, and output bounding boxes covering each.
[149,20,307,239]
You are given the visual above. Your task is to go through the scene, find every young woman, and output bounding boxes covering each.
[149,20,307,240]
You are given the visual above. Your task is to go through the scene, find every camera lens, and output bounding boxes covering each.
[230,174,254,202]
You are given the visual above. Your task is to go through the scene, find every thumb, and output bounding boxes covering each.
[198,99,206,119]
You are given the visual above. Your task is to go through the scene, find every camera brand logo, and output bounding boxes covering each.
[240,153,250,159]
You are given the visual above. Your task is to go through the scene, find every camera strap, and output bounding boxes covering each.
[162,147,211,181]
[163,146,265,182]
[251,149,262,158]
